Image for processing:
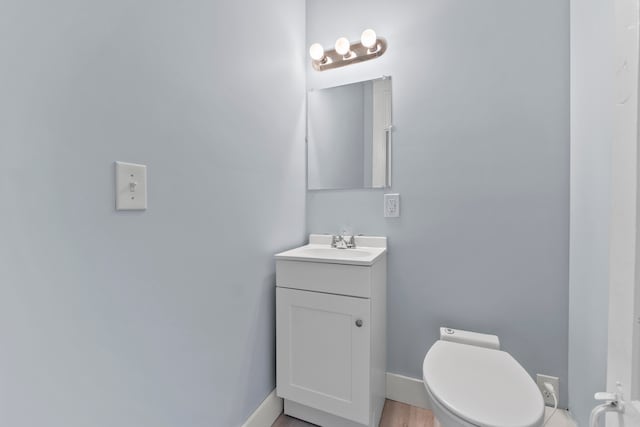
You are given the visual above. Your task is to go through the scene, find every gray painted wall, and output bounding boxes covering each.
[568,0,614,423]
[0,1,305,426]
[306,0,570,407]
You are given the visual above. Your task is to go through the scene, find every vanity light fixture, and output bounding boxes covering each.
[309,28,387,71]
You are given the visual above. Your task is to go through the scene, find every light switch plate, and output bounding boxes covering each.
[115,161,147,210]
[384,193,400,217]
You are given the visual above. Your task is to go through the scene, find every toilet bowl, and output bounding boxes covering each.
[422,329,545,427]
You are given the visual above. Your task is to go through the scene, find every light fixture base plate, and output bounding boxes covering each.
[312,39,387,71]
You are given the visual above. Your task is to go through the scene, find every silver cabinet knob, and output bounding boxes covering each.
[355,319,363,327]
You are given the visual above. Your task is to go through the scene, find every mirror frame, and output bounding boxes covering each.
[306,76,393,191]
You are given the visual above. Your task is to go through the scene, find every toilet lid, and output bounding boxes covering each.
[423,341,544,427]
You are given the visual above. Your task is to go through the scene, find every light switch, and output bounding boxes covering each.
[384,193,400,217]
[115,161,147,210]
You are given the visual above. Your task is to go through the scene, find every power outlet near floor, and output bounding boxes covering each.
[536,374,559,406]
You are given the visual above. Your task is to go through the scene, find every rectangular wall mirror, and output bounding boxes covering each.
[307,76,393,190]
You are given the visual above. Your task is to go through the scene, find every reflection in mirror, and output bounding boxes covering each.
[307,77,392,190]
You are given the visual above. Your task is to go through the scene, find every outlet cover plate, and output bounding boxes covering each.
[384,193,400,217]
[536,374,559,406]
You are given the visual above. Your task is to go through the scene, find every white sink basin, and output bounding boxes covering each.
[275,235,387,266]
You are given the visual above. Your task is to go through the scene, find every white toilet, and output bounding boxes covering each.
[422,328,545,427]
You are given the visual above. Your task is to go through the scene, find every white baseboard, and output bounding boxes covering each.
[385,372,430,410]
[241,390,283,427]
[242,379,578,427]
[243,375,423,427]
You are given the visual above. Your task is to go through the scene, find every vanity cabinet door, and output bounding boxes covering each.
[276,287,371,425]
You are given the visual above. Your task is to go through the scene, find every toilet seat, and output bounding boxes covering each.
[423,340,544,427]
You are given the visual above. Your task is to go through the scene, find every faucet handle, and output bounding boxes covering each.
[345,235,356,248]
[594,392,619,402]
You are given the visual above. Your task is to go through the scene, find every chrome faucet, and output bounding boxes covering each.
[331,234,356,249]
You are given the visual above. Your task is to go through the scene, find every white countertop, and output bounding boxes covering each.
[275,234,387,266]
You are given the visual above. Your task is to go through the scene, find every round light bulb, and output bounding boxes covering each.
[309,43,325,61]
[361,29,377,49]
[334,37,351,56]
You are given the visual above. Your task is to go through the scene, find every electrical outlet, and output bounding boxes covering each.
[384,193,400,217]
[536,374,559,406]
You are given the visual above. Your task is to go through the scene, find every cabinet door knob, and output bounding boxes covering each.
[355,319,363,327]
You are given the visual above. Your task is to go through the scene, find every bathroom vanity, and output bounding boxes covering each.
[275,234,387,427]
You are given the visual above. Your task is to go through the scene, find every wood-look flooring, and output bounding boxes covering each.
[271,400,435,427]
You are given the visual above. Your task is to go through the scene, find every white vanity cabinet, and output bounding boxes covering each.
[275,235,387,427]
